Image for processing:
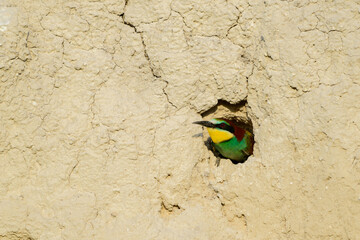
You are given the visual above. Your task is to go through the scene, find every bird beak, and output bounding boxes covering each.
[193,121,216,128]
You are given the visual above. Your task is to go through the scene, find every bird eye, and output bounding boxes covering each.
[218,123,234,133]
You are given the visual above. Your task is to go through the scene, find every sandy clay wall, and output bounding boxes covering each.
[0,0,360,239]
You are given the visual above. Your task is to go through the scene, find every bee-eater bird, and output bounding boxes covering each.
[193,118,254,165]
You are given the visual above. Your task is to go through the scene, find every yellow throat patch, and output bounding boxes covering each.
[206,127,234,144]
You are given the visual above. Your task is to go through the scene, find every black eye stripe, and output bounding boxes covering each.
[217,123,234,133]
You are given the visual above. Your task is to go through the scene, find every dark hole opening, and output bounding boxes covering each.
[200,100,254,165]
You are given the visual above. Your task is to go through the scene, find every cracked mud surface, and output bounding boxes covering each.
[1,0,360,239]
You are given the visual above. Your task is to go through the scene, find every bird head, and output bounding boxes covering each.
[193,118,235,144]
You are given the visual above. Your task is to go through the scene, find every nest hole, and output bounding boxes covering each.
[200,100,254,164]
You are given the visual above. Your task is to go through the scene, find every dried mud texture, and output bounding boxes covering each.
[0,0,359,239]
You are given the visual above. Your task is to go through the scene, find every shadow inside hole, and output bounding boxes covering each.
[201,100,253,134]
[201,100,247,116]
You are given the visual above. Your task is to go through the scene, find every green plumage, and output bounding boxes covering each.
[193,118,254,164]
[213,130,253,162]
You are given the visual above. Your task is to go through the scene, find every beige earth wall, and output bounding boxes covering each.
[1,0,360,239]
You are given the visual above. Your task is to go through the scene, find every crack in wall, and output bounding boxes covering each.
[225,5,241,37]
[67,151,80,184]
[170,10,190,47]
[119,11,177,109]
[120,1,254,111]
